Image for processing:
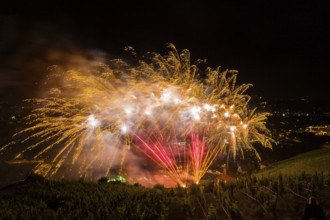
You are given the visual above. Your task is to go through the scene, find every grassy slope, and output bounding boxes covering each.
[256,145,330,177]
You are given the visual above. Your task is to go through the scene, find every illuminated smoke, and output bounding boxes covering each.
[1,44,273,186]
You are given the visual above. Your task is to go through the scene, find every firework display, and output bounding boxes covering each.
[1,44,273,186]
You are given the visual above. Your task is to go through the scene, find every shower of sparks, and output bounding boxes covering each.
[133,132,190,187]
[132,130,220,186]
[0,44,273,186]
[189,132,224,184]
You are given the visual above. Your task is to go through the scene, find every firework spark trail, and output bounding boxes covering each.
[133,133,187,186]
[133,130,223,185]
[189,132,223,184]
[189,132,205,184]
[1,44,273,186]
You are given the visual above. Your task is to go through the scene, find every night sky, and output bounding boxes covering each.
[0,0,329,101]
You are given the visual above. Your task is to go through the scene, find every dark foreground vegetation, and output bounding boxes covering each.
[0,173,329,220]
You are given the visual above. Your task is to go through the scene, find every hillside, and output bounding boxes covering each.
[256,145,330,177]
[1,172,330,219]
[1,146,330,219]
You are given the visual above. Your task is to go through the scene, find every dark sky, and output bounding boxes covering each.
[0,0,329,100]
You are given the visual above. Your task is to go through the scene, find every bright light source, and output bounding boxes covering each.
[161,88,181,104]
[193,114,201,121]
[144,110,152,116]
[190,106,201,114]
[125,107,132,115]
[229,126,236,132]
[174,98,181,104]
[120,124,129,134]
[224,112,230,118]
[160,89,173,103]
[86,114,99,128]
[190,106,201,121]
[203,103,211,111]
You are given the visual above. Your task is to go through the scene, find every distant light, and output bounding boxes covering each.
[243,124,248,129]
[224,112,230,118]
[229,126,236,132]
[282,113,286,117]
